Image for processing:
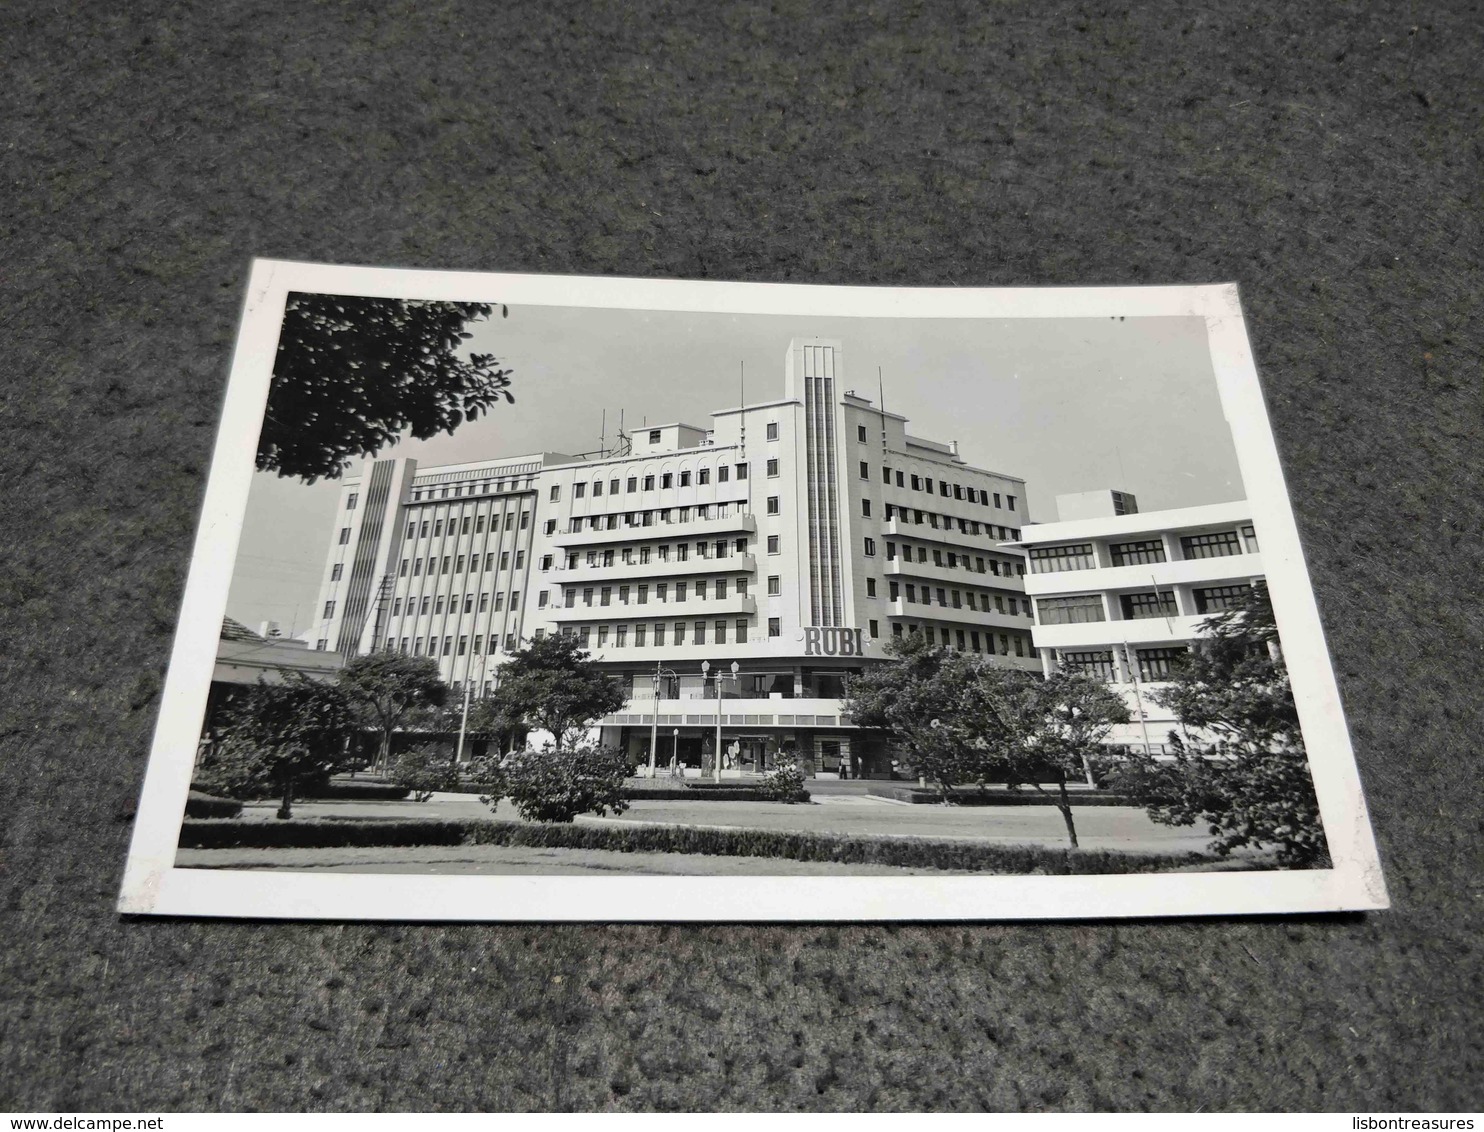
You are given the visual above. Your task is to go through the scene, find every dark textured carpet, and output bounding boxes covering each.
[2,0,1480,1113]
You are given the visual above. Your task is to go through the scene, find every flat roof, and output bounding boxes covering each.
[1004,498,1251,546]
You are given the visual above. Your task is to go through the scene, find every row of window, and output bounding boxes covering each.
[557,619,757,649]
[404,511,530,541]
[387,633,521,658]
[1035,583,1254,625]
[886,541,1027,577]
[398,550,526,578]
[560,538,750,570]
[570,463,748,500]
[881,504,1022,543]
[869,463,1019,511]
[886,580,1032,616]
[409,476,534,502]
[1027,527,1259,574]
[890,621,1031,656]
[1061,646,1189,681]
[562,577,751,608]
[563,501,748,535]
[389,590,523,618]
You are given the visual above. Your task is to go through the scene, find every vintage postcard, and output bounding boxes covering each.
[117,260,1388,920]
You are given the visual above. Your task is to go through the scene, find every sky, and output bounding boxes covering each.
[227,304,1244,637]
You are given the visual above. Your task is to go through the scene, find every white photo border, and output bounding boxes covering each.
[117,259,1389,920]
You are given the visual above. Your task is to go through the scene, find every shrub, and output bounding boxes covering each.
[177,817,1212,874]
[191,735,273,800]
[184,791,243,819]
[756,763,809,803]
[390,745,460,802]
[300,780,413,801]
[483,743,637,823]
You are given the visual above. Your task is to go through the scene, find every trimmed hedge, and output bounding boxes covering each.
[184,791,242,819]
[622,786,810,803]
[301,781,412,801]
[865,784,1141,807]
[178,817,1209,874]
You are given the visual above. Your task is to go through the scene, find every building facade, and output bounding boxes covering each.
[1008,494,1264,754]
[309,337,1040,776]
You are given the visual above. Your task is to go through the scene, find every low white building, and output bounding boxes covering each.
[1007,493,1264,754]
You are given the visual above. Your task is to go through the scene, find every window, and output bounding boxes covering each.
[1194,583,1253,613]
[714,620,726,644]
[610,479,619,495]
[1036,595,1105,625]
[435,595,446,614]
[1241,524,1260,553]
[1110,539,1166,566]
[434,520,444,537]
[544,519,557,535]
[1062,650,1116,679]
[421,597,432,615]
[860,461,869,480]
[735,463,747,480]
[970,631,981,652]
[456,555,466,573]
[458,636,468,656]
[330,563,343,582]
[856,424,868,443]
[626,476,638,493]
[649,429,662,444]
[392,598,402,616]
[500,552,510,571]
[905,584,917,603]
[656,583,668,602]
[472,635,483,654]
[1181,530,1243,559]
[464,594,475,613]
[540,554,553,571]
[735,618,748,642]
[864,537,876,556]
[316,639,327,651]
[718,466,730,483]
[1137,646,1187,681]
[643,475,655,491]
[337,527,351,545]
[896,471,905,488]
[866,578,876,597]
[653,624,665,646]
[760,575,779,598]
[575,482,586,498]
[1007,495,1017,511]
[323,600,335,619]
[1121,590,1178,619]
[661,473,673,489]
[480,592,491,612]
[593,480,603,497]
[538,590,548,609]
[598,626,609,647]
[696,580,708,599]
[676,544,688,562]
[510,591,520,611]
[405,522,416,540]
[766,422,779,440]
[676,582,687,602]
[940,482,949,497]
[475,514,485,534]
[768,617,780,637]
[636,584,648,605]
[736,577,748,597]
[766,458,779,477]
[461,517,472,535]
[615,626,627,648]
[635,625,646,647]
[767,496,780,515]
[520,512,529,530]
[442,636,453,656]
[889,580,900,601]
[1027,543,1095,573]
[674,622,686,645]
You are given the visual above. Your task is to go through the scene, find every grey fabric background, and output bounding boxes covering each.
[2,0,1479,1113]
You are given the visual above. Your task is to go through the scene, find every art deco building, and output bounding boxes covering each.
[309,337,1039,777]
[1007,493,1265,754]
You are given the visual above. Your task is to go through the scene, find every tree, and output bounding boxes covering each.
[390,744,459,802]
[337,653,449,771]
[483,743,635,823]
[952,668,1129,848]
[487,634,626,751]
[260,295,513,483]
[209,672,355,819]
[1114,581,1330,866]
[842,633,991,798]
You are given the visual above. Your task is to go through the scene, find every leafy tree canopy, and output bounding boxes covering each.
[487,634,627,751]
[260,294,513,483]
[337,652,448,766]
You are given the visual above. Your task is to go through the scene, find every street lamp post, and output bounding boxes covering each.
[701,660,741,784]
[648,661,677,778]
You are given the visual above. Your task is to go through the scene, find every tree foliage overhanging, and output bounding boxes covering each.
[1112,580,1331,867]
[476,634,627,751]
[259,294,513,483]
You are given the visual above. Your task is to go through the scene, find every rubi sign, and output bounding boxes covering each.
[801,627,865,657]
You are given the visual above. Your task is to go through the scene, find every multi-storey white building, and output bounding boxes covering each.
[310,337,1039,777]
[1008,493,1265,754]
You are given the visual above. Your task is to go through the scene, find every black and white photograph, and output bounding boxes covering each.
[115,262,1385,920]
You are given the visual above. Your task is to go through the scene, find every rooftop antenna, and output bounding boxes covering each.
[600,409,607,458]
[878,366,889,456]
[739,360,746,455]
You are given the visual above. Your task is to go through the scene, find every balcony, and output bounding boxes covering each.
[884,557,1024,590]
[547,594,758,622]
[885,599,1034,631]
[546,553,756,585]
[1021,552,1263,597]
[552,510,756,548]
[882,516,1019,551]
[598,696,856,729]
[1030,615,1210,650]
